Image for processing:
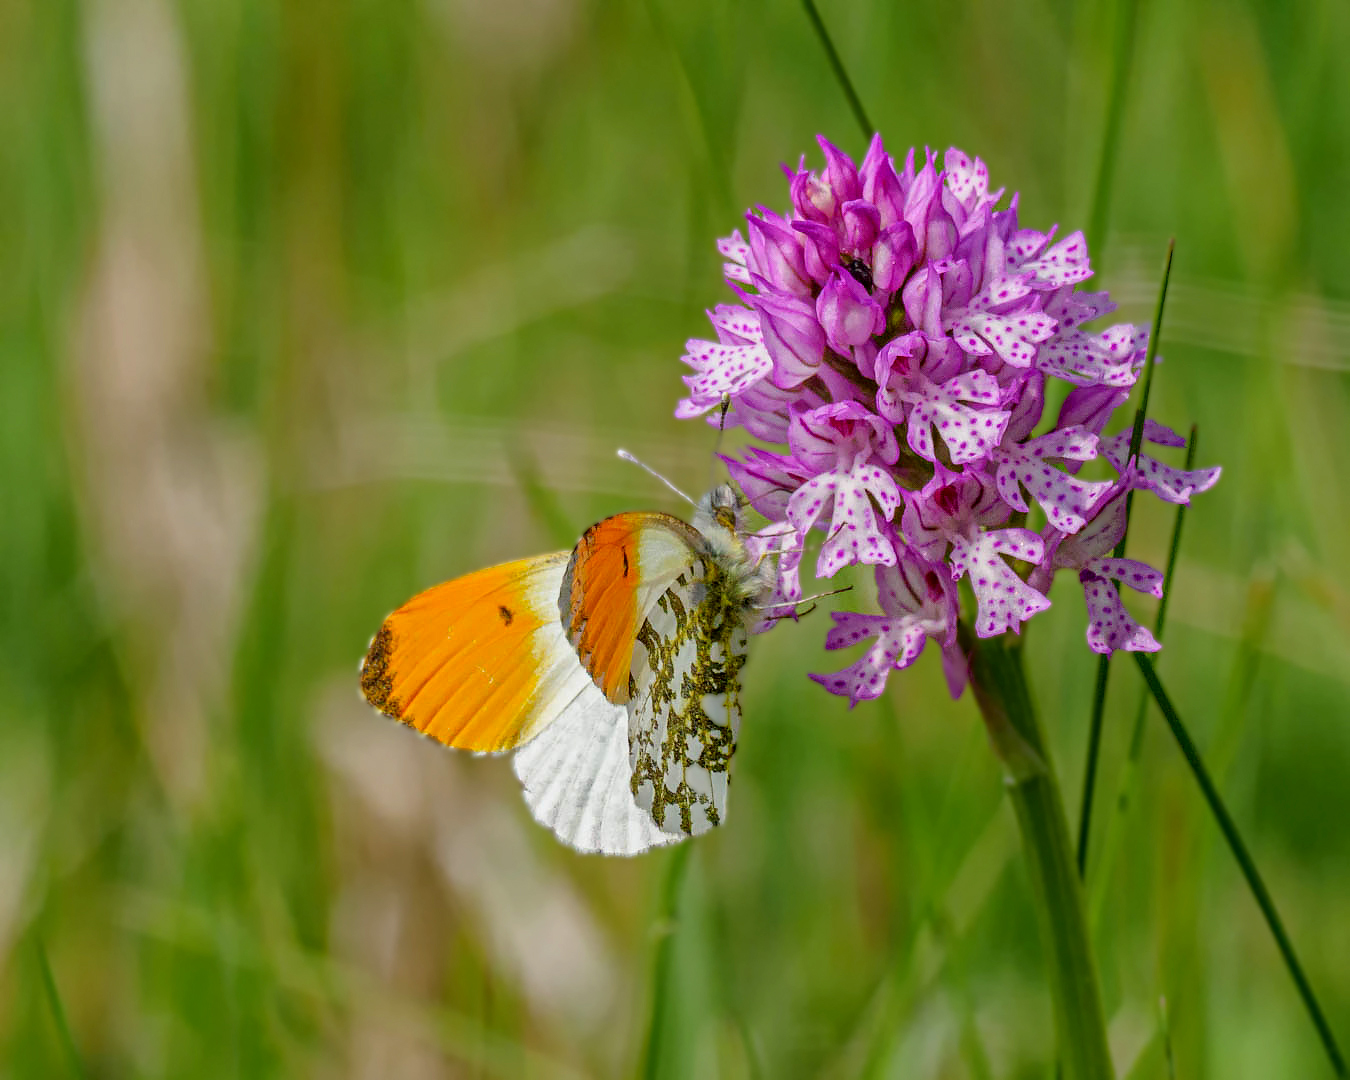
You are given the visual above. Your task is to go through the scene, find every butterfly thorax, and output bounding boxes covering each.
[690,484,776,615]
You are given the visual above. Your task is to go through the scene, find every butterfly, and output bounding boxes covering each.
[359,483,776,855]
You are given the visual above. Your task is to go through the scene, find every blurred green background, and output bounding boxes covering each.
[4,0,1349,1075]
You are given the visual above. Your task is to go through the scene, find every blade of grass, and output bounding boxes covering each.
[1077,656,1112,875]
[800,0,873,140]
[35,937,87,1080]
[639,843,694,1080]
[834,726,1014,1080]
[506,445,580,550]
[1085,0,1141,264]
[707,865,764,1080]
[1088,426,1197,930]
[1141,425,1196,643]
[1160,997,1175,1080]
[1076,239,1174,876]
[1132,654,1348,1078]
[1046,0,1140,425]
[735,1013,766,1080]
[1120,239,1173,475]
[117,883,589,1078]
[644,0,738,224]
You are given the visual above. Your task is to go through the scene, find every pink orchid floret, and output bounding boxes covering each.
[810,551,965,705]
[676,134,1221,701]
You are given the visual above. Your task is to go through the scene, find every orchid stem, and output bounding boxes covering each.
[967,627,1115,1080]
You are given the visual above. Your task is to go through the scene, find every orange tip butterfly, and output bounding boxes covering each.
[359,480,776,855]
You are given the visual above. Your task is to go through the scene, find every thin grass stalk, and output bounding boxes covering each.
[1141,424,1196,643]
[507,446,584,549]
[967,629,1114,1080]
[1132,655,1348,1077]
[1076,240,1174,875]
[1077,657,1112,876]
[1121,240,1172,472]
[846,710,1005,1079]
[1046,0,1141,426]
[639,843,694,1080]
[1160,997,1176,1080]
[643,0,737,223]
[800,0,873,140]
[1088,427,1197,928]
[1085,0,1141,263]
[36,937,87,1080]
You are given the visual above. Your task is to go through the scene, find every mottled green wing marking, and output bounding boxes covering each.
[627,557,750,837]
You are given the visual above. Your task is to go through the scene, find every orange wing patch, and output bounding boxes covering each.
[561,515,648,704]
[361,553,569,752]
[561,511,708,705]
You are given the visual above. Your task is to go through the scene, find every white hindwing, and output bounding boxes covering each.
[511,683,678,855]
[509,559,678,856]
[627,552,750,837]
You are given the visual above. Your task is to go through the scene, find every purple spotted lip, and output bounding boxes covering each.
[676,136,1220,704]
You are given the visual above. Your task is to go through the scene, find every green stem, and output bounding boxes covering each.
[966,629,1114,1080]
[800,0,874,140]
[1076,655,1112,875]
[36,937,87,1080]
[1133,655,1348,1077]
[1076,240,1175,874]
[1089,427,1198,926]
[639,843,693,1080]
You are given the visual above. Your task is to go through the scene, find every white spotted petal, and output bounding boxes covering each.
[992,426,1113,533]
[951,529,1050,638]
[899,369,1010,465]
[1100,422,1223,504]
[1080,557,1164,655]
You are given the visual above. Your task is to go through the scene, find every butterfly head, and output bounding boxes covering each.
[693,483,741,536]
[692,483,775,610]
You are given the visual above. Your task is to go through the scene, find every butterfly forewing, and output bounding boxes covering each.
[560,511,702,704]
[560,509,756,839]
[360,553,577,752]
[360,551,675,855]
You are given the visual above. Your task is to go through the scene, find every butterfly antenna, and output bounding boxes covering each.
[754,584,853,612]
[739,483,796,514]
[617,449,697,508]
[757,584,854,626]
[798,584,853,605]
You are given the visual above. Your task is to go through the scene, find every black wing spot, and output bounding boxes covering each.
[498,605,514,625]
[622,549,630,577]
[360,623,402,718]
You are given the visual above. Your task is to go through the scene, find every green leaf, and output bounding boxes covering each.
[1133,655,1347,1078]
